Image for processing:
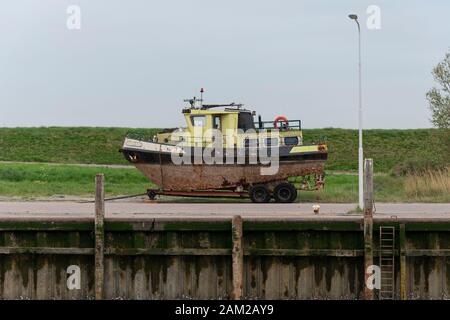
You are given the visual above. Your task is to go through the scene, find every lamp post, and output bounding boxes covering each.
[348,14,364,210]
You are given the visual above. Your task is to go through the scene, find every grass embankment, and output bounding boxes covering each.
[1,163,448,202]
[0,127,448,172]
[303,128,449,172]
[0,127,161,165]
[0,127,448,201]
[0,163,150,198]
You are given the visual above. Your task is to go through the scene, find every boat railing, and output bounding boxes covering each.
[254,119,302,130]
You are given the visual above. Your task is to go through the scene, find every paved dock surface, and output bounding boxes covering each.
[0,201,448,220]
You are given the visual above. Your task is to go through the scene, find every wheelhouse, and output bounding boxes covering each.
[155,100,304,148]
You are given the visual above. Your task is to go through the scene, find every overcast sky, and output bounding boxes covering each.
[1,0,449,128]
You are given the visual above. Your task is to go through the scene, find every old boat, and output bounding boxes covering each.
[120,97,327,202]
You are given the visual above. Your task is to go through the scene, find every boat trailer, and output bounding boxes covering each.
[146,174,325,201]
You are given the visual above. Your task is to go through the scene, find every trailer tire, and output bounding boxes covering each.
[249,185,271,203]
[273,182,297,203]
[147,190,157,200]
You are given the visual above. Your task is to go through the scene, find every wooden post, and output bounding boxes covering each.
[231,215,243,300]
[95,173,105,300]
[363,159,374,218]
[399,223,407,300]
[363,159,374,300]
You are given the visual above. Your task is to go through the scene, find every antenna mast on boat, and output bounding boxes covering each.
[183,88,246,111]
[200,88,204,107]
[183,88,205,109]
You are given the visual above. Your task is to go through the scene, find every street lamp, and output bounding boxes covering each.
[348,13,364,210]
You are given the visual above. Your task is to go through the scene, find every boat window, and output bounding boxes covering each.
[284,137,299,145]
[244,138,258,148]
[213,116,221,129]
[238,112,255,131]
[265,137,279,146]
[191,116,206,127]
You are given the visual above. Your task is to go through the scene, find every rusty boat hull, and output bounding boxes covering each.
[134,160,325,191]
[121,139,327,191]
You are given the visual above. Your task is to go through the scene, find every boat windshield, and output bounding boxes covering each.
[238,112,255,131]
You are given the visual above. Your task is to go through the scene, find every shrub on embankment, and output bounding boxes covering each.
[0,127,448,172]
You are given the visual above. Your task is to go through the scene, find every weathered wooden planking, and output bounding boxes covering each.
[0,219,450,299]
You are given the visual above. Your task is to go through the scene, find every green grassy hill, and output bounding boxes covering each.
[0,127,160,165]
[303,128,449,172]
[0,127,448,172]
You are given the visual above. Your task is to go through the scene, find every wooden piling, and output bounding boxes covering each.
[363,159,374,218]
[399,223,407,300]
[363,159,374,300]
[95,173,105,300]
[231,215,243,300]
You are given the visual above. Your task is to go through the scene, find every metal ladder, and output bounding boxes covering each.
[379,226,395,299]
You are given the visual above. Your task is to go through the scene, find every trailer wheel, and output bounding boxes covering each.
[147,190,157,200]
[273,182,297,203]
[249,185,271,203]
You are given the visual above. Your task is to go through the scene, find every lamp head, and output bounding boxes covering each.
[348,14,358,20]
